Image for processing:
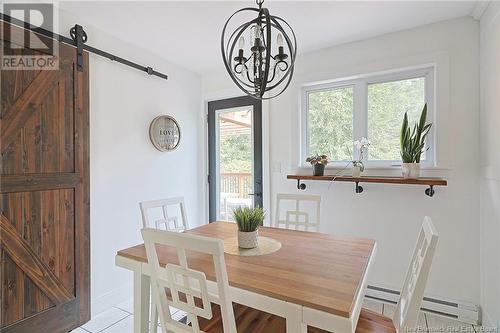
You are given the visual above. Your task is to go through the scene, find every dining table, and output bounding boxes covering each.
[115,221,377,333]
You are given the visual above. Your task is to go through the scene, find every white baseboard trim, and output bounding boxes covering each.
[365,285,481,325]
[91,283,133,317]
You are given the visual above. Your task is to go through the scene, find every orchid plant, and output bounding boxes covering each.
[352,137,371,171]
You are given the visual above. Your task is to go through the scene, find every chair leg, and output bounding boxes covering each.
[150,297,158,333]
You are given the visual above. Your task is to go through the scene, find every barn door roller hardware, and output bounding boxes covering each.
[69,24,86,72]
[1,13,168,80]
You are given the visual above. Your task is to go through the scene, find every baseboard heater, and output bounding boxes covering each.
[365,285,481,325]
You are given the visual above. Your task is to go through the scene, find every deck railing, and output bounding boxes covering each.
[220,173,252,198]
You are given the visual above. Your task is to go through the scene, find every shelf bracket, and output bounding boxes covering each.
[288,175,444,197]
[296,179,306,190]
[425,185,435,197]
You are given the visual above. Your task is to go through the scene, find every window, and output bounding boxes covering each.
[307,86,353,161]
[301,67,434,168]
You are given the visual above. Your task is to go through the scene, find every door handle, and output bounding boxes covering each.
[248,193,262,196]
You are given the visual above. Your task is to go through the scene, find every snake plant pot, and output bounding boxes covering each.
[352,165,362,178]
[313,163,325,176]
[402,163,420,179]
[238,230,259,249]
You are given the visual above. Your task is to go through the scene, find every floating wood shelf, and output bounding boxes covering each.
[287,175,447,197]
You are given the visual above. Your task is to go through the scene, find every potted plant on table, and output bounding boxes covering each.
[352,137,370,177]
[306,154,329,176]
[233,206,265,249]
[400,104,432,179]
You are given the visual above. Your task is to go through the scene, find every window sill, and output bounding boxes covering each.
[298,165,450,172]
[296,165,451,179]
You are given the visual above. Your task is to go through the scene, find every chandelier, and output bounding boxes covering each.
[221,0,297,100]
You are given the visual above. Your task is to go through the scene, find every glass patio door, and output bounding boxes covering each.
[208,96,262,222]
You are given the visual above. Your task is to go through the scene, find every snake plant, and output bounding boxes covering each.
[400,104,432,163]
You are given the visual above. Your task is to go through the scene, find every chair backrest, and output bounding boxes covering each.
[140,197,189,232]
[274,193,322,232]
[393,217,439,333]
[142,228,237,333]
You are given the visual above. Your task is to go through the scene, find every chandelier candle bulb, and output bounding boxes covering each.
[277,33,284,47]
[277,33,286,56]
[251,25,258,41]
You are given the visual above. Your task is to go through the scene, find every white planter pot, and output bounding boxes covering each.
[238,230,259,249]
[402,163,420,179]
[352,166,362,177]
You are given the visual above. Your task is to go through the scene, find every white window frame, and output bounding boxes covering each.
[300,65,435,169]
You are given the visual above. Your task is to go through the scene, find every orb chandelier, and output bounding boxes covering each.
[221,0,297,100]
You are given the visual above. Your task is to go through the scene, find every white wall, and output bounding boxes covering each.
[479,3,500,328]
[203,18,480,305]
[57,9,203,315]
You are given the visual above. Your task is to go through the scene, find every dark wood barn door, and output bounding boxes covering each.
[0,21,90,332]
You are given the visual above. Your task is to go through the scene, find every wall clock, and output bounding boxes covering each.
[149,115,181,152]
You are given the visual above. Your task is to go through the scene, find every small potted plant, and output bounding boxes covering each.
[233,206,265,249]
[306,154,328,176]
[400,104,432,179]
[352,137,370,177]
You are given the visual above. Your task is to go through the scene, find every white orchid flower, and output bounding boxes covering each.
[354,138,371,150]
[360,137,371,147]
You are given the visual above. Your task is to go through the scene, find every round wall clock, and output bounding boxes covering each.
[149,115,181,152]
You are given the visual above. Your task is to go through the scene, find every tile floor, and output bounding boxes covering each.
[73,298,482,333]
[72,299,186,333]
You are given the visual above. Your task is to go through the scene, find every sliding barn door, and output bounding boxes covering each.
[0,21,90,332]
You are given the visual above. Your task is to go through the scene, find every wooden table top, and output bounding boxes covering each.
[117,222,376,318]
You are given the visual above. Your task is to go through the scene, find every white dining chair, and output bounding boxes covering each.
[274,193,322,232]
[140,197,189,232]
[309,216,439,333]
[392,216,439,332]
[142,228,237,333]
[140,197,189,332]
